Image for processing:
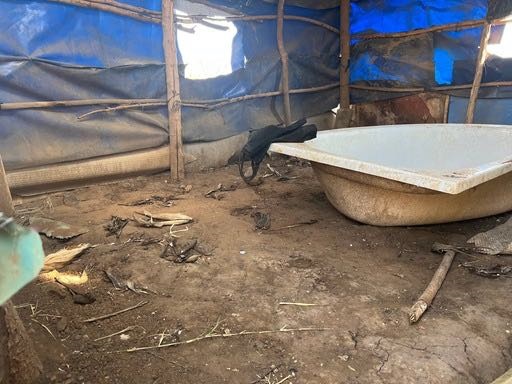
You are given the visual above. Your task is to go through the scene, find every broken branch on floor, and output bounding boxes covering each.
[278,302,326,307]
[124,323,330,352]
[94,326,137,342]
[82,300,149,323]
[265,219,318,232]
[409,249,456,324]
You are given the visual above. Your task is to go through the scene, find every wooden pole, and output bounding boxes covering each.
[277,0,292,126]
[466,22,492,124]
[335,0,351,127]
[340,0,350,110]
[162,0,184,181]
[0,155,13,216]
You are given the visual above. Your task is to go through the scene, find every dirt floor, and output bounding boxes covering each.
[11,157,512,384]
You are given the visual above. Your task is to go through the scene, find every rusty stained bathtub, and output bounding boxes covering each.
[269,124,512,226]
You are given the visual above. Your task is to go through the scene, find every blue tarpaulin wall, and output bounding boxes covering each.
[0,0,511,170]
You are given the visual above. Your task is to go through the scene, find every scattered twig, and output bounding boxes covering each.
[94,326,136,342]
[250,364,283,384]
[275,374,294,384]
[265,220,318,232]
[83,301,149,323]
[77,102,165,120]
[124,324,330,352]
[409,250,456,324]
[31,318,56,340]
[278,302,325,307]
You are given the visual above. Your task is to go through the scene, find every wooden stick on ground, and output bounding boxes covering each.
[409,250,456,324]
[125,324,330,352]
[0,154,13,215]
[162,0,185,181]
[82,300,148,323]
[276,0,292,126]
[466,22,492,123]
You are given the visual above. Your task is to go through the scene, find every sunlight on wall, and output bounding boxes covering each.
[488,22,512,58]
[176,10,238,80]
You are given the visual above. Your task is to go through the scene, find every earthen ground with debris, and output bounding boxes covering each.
[12,158,512,384]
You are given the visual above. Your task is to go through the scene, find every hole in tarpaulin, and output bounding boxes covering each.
[175,8,238,80]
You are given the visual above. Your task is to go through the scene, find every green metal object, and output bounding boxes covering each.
[0,213,45,305]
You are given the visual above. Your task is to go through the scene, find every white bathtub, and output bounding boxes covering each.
[269,124,512,226]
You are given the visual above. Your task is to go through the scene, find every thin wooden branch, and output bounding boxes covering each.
[340,0,350,110]
[208,82,338,109]
[47,0,160,23]
[350,84,425,93]
[355,19,485,40]
[94,326,136,341]
[466,22,492,124]
[409,250,456,324]
[176,15,339,34]
[162,0,185,181]
[2,79,511,117]
[277,0,291,126]
[434,81,512,91]
[125,325,330,352]
[49,0,339,35]
[77,102,165,120]
[0,154,14,216]
[82,300,149,323]
[0,98,163,111]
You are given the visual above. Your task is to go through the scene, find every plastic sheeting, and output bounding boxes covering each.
[1,0,512,171]
[0,0,339,170]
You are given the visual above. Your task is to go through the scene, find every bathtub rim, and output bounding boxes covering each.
[269,123,512,195]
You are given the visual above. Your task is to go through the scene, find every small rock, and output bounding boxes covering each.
[338,354,349,361]
[185,254,200,263]
[120,334,131,341]
[56,317,68,332]
[240,251,246,255]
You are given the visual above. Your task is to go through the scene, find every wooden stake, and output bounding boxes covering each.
[277,0,292,126]
[466,22,492,124]
[0,155,13,216]
[162,0,185,180]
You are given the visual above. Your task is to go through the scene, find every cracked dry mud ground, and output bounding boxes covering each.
[11,160,512,383]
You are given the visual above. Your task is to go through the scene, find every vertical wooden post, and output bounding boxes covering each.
[162,0,184,180]
[465,22,492,124]
[340,0,350,110]
[335,0,351,128]
[443,95,450,123]
[277,0,292,126]
[0,155,13,216]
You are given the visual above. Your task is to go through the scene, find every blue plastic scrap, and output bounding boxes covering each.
[0,213,45,305]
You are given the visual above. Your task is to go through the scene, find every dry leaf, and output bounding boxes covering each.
[42,244,91,272]
[40,270,89,285]
[133,211,192,227]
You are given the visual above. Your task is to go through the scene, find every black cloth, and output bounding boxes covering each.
[239,119,317,183]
